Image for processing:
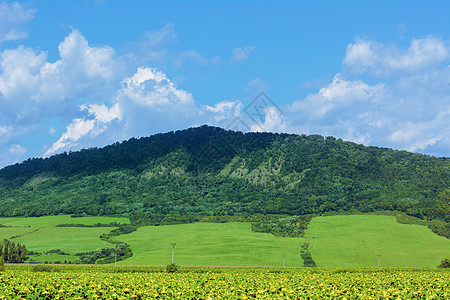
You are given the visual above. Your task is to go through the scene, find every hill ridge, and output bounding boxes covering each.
[0,125,449,222]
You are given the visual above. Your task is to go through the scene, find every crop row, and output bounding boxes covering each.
[0,268,448,299]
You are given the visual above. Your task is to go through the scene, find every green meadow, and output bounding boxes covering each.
[113,222,303,267]
[306,215,450,268]
[0,215,449,267]
[0,215,129,263]
[0,215,129,227]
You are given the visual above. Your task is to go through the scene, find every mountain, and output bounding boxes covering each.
[0,125,449,223]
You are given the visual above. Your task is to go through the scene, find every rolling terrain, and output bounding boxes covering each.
[1,215,449,267]
[0,126,449,267]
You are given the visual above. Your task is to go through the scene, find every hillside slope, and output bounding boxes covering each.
[0,125,449,221]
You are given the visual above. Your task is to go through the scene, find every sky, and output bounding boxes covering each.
[0,0,449,168]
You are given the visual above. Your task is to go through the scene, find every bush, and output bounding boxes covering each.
[166,263,178,273]
[32,265,58,272]
[300,241,316,267]
[438,258,450,268]
[0,257,4,272]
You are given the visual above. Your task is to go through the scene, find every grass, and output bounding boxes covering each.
[113,222,304,267]
[11,227,114,254]
[1,214,449,267]
[0,215,129,227]
[306,215,450,267]
[0,227,38,240]
[0,216,128,263]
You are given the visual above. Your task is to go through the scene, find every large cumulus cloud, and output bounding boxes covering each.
[259,37,450,156]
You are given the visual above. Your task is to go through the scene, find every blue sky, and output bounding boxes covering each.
[0,0,449,167]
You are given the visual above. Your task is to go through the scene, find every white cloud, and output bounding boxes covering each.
[58,29,116,80]
[0,1,35,45]
[204,100,242,123]
[140,23,177,50]
[80,103,122,123]
[130,23,220,69]
[45,67,201,155]
[174,50,220,68]
[0,126,7,136]
[231,46,255,62]
[45,119,95,155]
[130,23,177,64]
[43,41,450,159]
[0,142,27,167]
[290,74,384,122]
[119,67,195,108]
[0,26,236,166]
[8,144,26,155]
[250,107,287,133]
[45,65,253,156]
[280,36,450,156]
[0,29,120,151]
[45,103,121,156]
[0,29,117,105]
[344,36,449,77]
[0,46,47,99]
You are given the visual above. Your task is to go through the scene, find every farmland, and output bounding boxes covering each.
[0,266,449,299]
[112,215,450,267]
[307,215,450,268]
[1,215,449,267]
[112,222,303,267]
[0,216,129,263]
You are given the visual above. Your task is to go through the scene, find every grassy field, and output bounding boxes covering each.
[113,222,304,267]
[306,215,450,267]
[0,214,449,267]
[0,215,129,263]
[0,215,129,227]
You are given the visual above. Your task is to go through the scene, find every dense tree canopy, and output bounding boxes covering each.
[0,126,449,222]
[0,240,28,263]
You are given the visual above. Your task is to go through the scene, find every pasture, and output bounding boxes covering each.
[113,222,304,267]
[307,215,450,267]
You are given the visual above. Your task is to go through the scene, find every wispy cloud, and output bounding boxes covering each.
[0,1,35,45]
[231,46,255,62]
[343,36,449,77]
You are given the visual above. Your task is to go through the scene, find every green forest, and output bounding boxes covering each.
[0,125,449,228]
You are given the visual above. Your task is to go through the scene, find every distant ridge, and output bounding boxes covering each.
[0,125,448,222]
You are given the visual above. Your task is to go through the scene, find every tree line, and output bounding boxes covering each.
[0,240,29,263]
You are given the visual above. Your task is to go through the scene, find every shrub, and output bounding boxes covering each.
[32,265,58,272]
[166,263,178,273]
[300,241,317,267]
[437,258,450,268]
[0,257,4,272]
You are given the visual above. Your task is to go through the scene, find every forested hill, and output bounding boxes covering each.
[0,125,449,221]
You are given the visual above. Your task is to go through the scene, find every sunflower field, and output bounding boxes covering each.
[0,266,448,299]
